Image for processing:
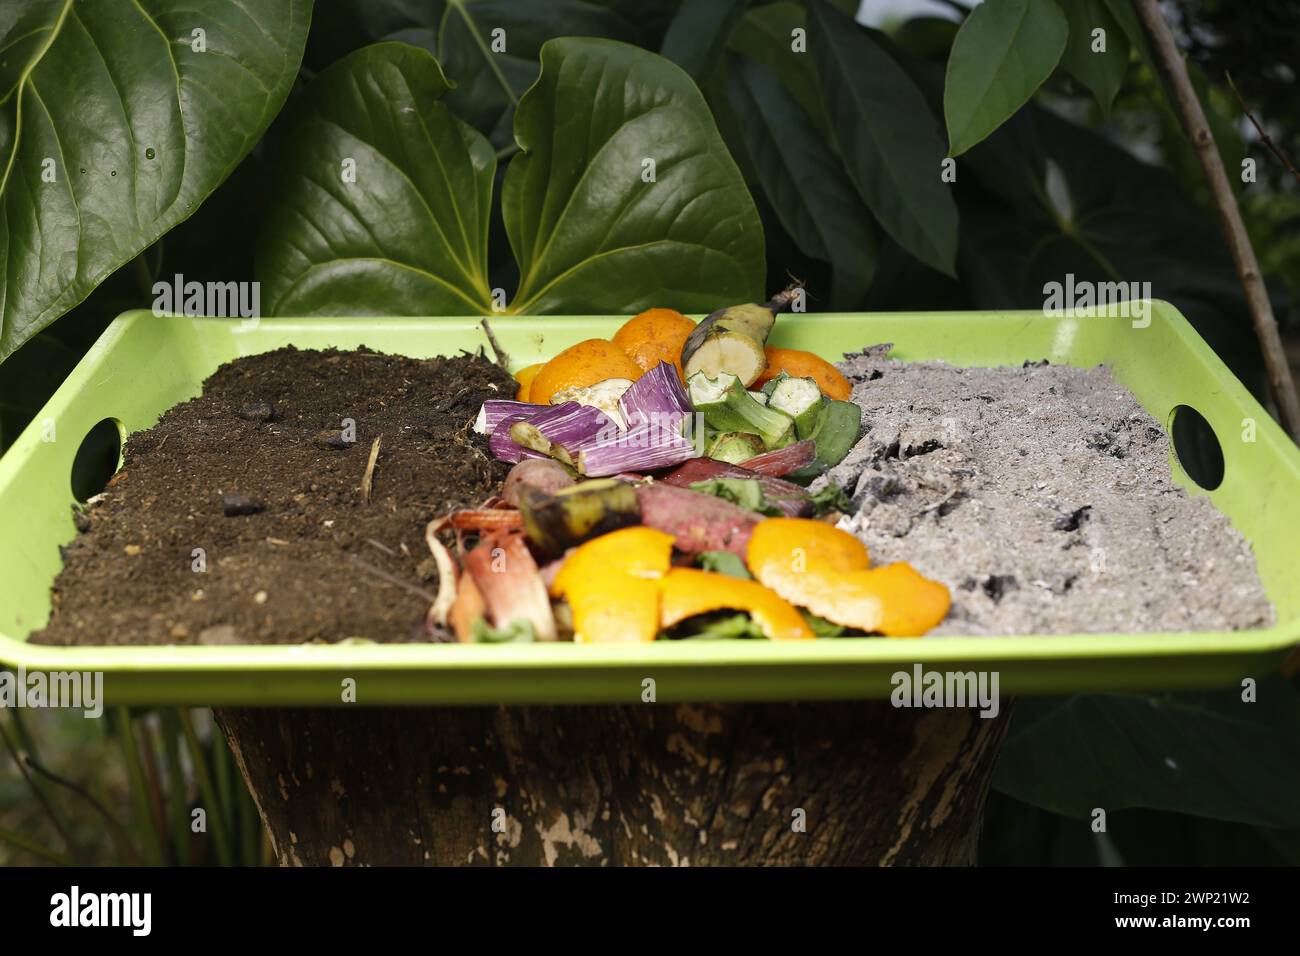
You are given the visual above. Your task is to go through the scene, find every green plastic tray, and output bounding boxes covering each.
[1,303,1297,705]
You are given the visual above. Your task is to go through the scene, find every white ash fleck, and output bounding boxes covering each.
[814,347,1274,636]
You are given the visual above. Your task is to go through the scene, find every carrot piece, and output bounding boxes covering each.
[449,571,487,642]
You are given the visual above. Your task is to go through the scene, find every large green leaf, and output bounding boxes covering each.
[1059,0,1129,114]
[0,0,311,362]
[806,1,957,276]
[943,0,1067,156]
[504,38,763,313]
[257,43,495,314]
[994,679,1300,827]
[660,0,751,81]
[306,0,640,146]
[723,57,874,306]
[726,2,827,135]
[258,39,764,316]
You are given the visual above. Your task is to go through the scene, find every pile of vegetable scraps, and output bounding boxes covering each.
[434,287,950,643]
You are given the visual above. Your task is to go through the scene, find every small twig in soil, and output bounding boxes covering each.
[1224,72,1300,186]
[348,554,436,602]
[365,538,397,557]
[479,317,511,372]
[361,435,382,504]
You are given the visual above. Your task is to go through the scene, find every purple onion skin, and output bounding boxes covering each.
[577,419,699,477]
[479,400,543,435]
[490,413,545,463]
[529,402,617,443]
[619,361,691,425]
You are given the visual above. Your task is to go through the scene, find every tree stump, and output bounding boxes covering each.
[216,702,1010,866]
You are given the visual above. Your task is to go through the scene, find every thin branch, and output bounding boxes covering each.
[479,317,511,371]
[1224,72,1300,185]
[19,750,138,863]
[0,712,79,858]
[1133,0,1300,441]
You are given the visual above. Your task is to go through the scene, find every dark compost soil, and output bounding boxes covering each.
[32,347,515,646]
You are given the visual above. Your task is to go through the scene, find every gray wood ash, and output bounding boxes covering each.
[814,348,1274,636]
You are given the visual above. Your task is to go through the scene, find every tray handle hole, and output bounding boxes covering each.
[1169,405,1224,491]
[72,418,125,502]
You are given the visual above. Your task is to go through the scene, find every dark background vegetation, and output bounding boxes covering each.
[2,0,1298,866]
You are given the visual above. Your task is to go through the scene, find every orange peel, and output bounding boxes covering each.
[659,568,813,641]
[746,518,950,637]
[551,527,674,643]
[528,339,643,405]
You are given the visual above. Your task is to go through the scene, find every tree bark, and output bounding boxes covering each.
[216,702,1010,866]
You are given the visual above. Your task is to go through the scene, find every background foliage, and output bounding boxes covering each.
[1,0,1298,865]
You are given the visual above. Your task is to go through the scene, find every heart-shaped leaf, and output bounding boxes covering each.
[257,43,496,315]
[259,39,764,316]
[0,0,311,362]
[503,38,763,313]
[943,0,1068,156]
[807,1,958,276]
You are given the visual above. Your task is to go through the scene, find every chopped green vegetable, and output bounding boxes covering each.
[767,374,826,439]
[688,370,795,449]
[799,610,847,638]
[679,285,803,386]
[810,482,853,517]
[662,611,766,640]
[697,550,754,580]
[788,399,862,480]
[471,618,536,643]
[706,431,765,464]
[689,477,784,516]
[760,371,786,398]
